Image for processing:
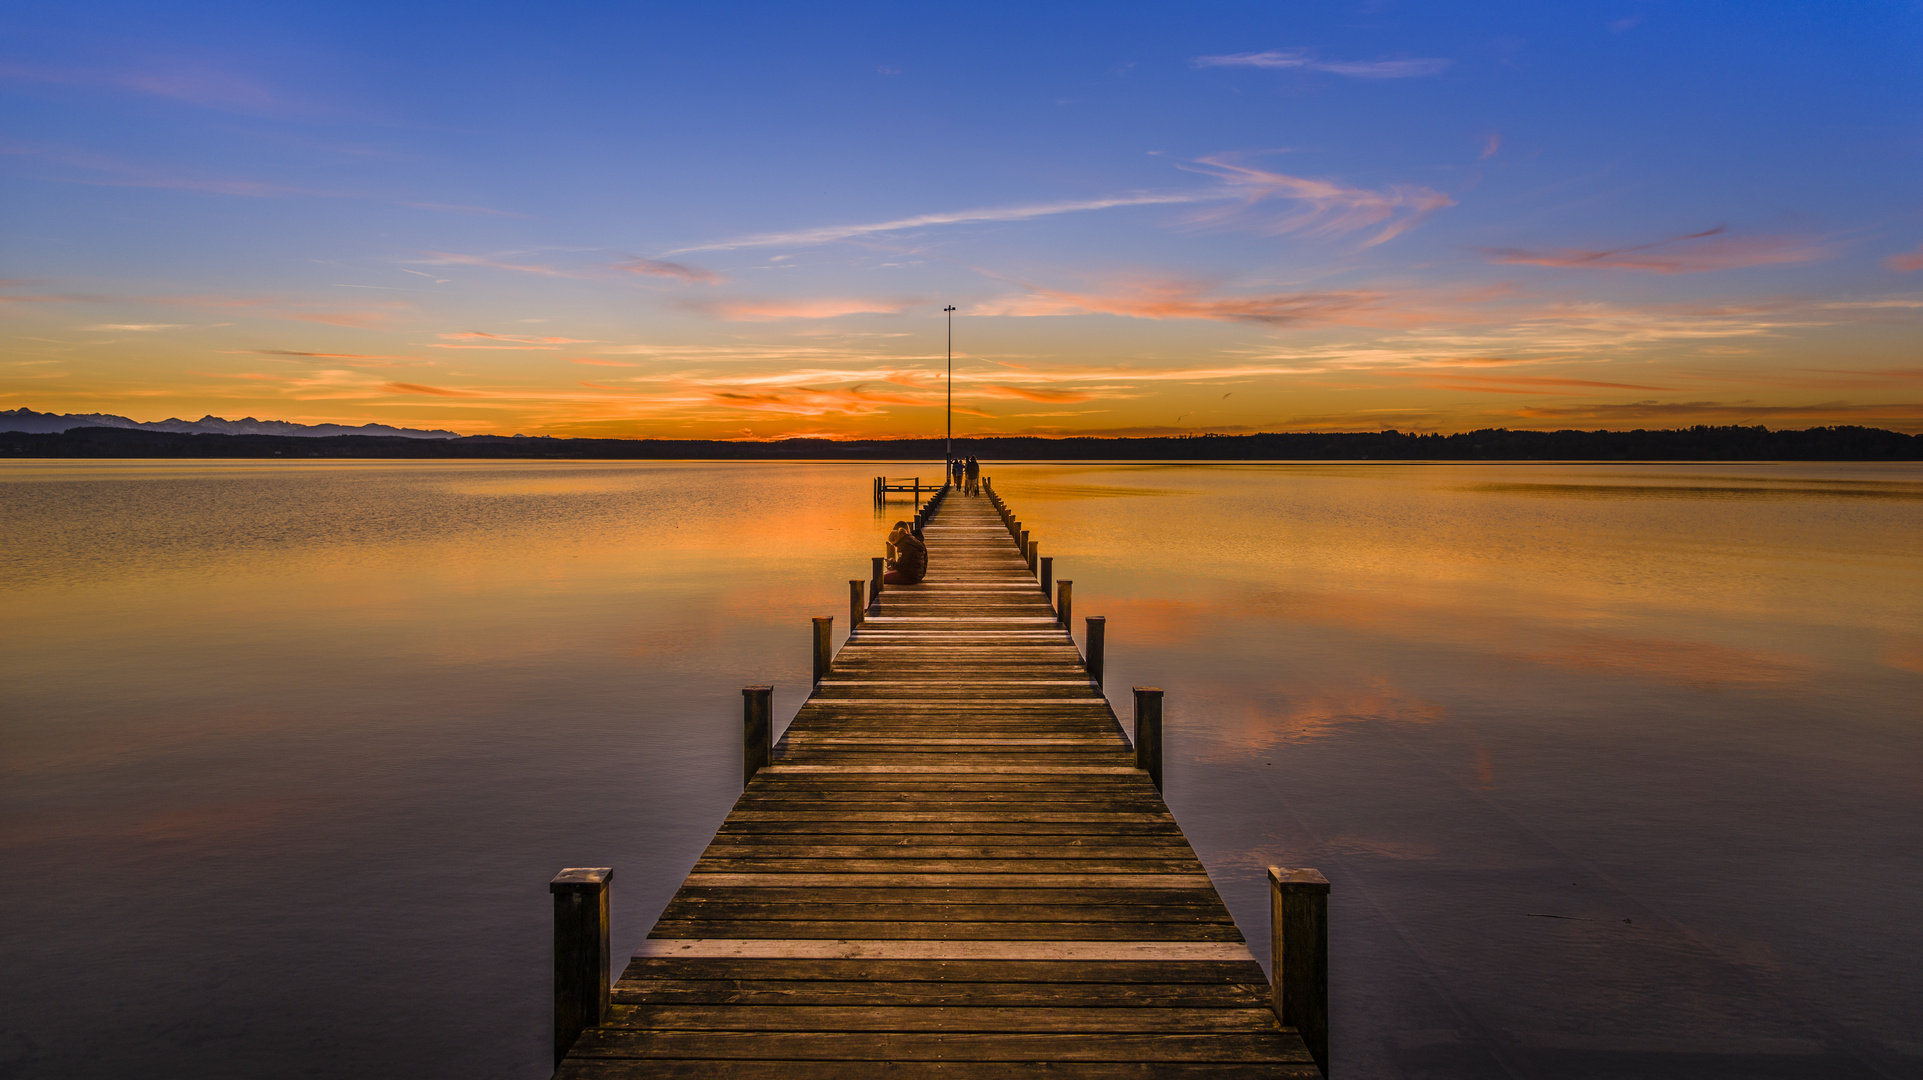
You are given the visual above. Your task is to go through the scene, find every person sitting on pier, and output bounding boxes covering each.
[964,456,980,495]
[883,519,928,585]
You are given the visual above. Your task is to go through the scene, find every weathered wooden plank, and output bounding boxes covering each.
[688,858,1206,875]
[615,957,1271,983]
[632,940,1255,962]
[657,901,1234,922]
[566,1030,1313,1063]
[646,922,1248,941]
[610,979,1266,1008]
[679,874,1219,889]
[666,888,1230,907]
[600,1005,1284,1033]
[694,843,1198,858]
[558,1061,1319,1079]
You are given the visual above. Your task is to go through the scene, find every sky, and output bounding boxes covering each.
[3,1,1921,439]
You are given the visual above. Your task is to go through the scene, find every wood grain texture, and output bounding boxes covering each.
[557,485,1317,1076]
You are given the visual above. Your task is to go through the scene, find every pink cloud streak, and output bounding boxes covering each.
[616,257,723,284]
[703,297,920,321]
[1484,227,1836,274]
[1883,244,1923,272]
[976,279,1391,326]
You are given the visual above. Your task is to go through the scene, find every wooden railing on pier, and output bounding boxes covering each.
[550,479,1330,1077]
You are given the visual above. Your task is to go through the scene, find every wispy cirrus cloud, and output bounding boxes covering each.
[284,308,409,329]
[616,257,724,284]
[973,385,1100,403]
[0,59,288,114]
[384,382,480,397]
[1883,244,1923,272]
[2,142,325,196]
[700,297,922,321]
[1193,49,1451,78]
[664,153,1449,256]
[1400,372,1677,395]
[975,277,1394,326]
[697,383,947,419]
[664,193,1206,255]
[415,250,723,284]
[1483,226,1837,273]
[254,350,423,368]
[416,251,571,277]
[1179,155,1453,246]
[432,330,596,348]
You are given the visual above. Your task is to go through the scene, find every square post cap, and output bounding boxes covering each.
[551,867,613,893]
[1267,865,1330,893]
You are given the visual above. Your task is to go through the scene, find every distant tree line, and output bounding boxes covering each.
[4,423,1919,460]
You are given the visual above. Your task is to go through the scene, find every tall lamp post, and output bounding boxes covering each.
[944,305,957,466]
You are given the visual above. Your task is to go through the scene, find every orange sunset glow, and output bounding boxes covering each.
[5,5,1920,439]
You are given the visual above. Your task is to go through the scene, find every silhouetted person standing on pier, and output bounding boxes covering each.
[964,456,980,495]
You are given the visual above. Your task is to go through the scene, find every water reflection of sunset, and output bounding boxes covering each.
[4,459,1918,1078]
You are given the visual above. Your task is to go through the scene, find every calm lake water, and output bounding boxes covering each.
[2,459,1919,1079]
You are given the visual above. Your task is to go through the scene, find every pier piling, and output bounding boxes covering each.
[1133,686,1164,791]
[811,617,833,684]
[1271,866,1332,1076]
[549,867,611,1067]
[741,685,772,784]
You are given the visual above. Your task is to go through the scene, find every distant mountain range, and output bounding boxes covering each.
[0,407,463,439]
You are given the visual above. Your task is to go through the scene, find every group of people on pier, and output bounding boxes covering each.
[949,455,981,495]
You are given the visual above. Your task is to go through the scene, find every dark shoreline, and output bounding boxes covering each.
[4,423,1919,460]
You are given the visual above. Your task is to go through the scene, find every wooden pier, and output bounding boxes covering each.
[551,479,1329,1077]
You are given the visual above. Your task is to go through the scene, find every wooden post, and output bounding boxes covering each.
[1085,616,1105,686]
[1057,580,1072,630]
[871,556,885,603]
[1039,556,1053,598]
[1133,687,1163,791]
[1028,539,1039,574]
[1018,527,1029,556]
[1269,866,1331,1076]
[812,617,833,684]
[742,685,772,784]
[550,866,612,1067]
[849,580,865,628]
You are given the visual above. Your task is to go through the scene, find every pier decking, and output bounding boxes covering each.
[554,484,1322,1077]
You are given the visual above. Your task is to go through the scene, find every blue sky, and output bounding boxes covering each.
[4,1,1921,436]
